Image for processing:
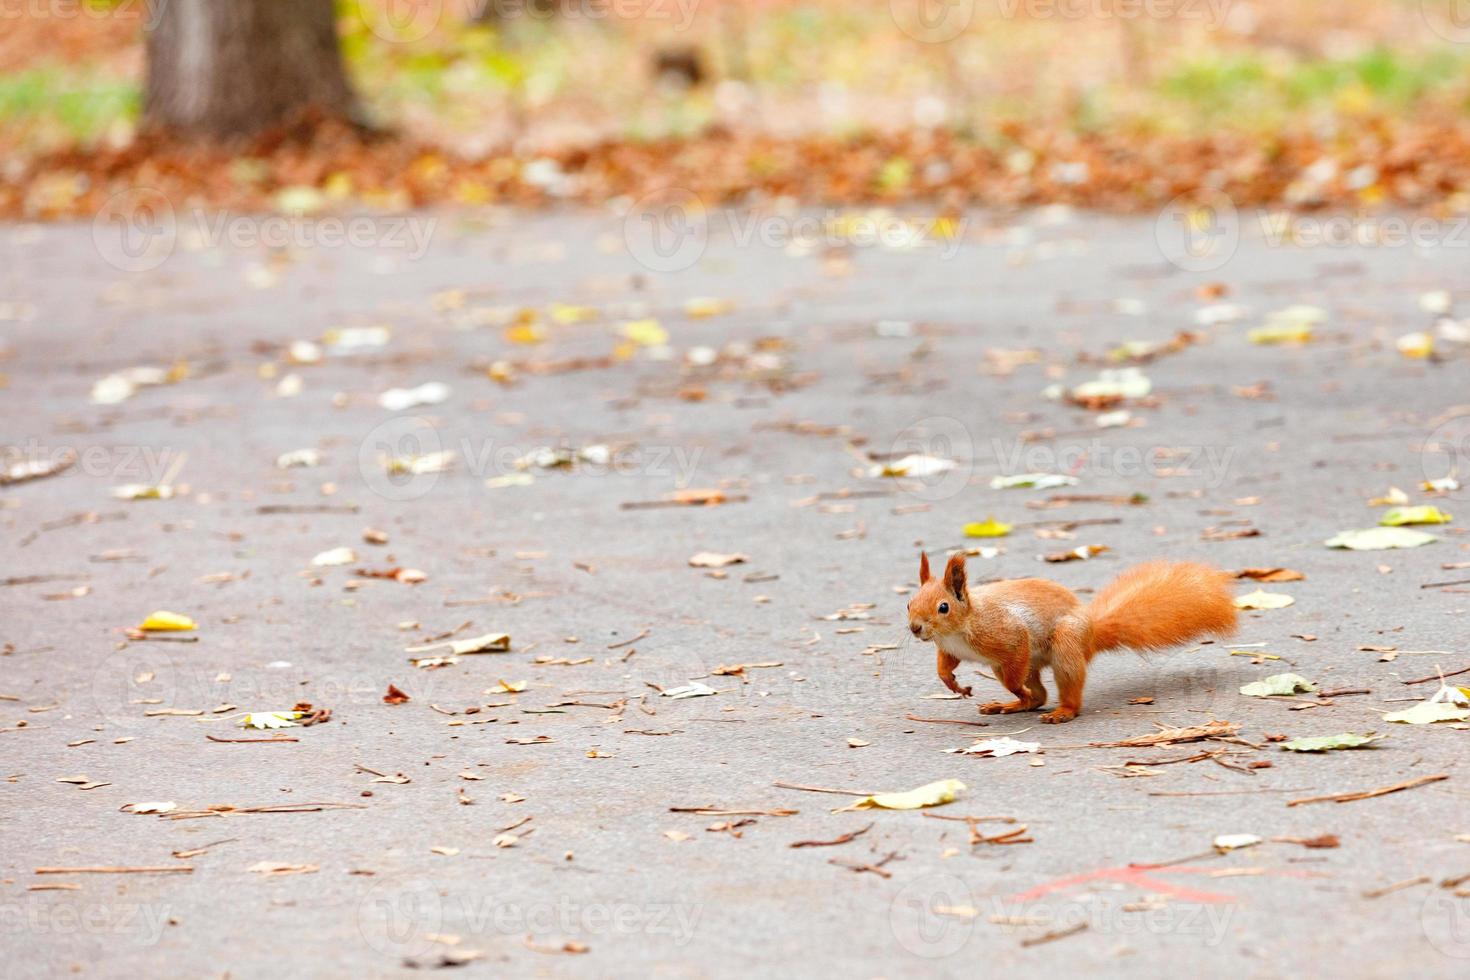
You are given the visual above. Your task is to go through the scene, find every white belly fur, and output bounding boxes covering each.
[937,632,990,664]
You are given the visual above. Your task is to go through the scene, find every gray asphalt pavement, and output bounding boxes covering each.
[3,204,1470,978]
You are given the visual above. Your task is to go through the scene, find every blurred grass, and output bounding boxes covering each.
[5,1,1470,154]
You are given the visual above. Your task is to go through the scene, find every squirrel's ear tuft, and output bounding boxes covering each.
[919,552,931,584]
[944,552,967,600]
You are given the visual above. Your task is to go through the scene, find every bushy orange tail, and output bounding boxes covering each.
[1085,560,1237,658]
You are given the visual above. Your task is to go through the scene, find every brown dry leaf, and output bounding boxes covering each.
[1235,568,1305,582]
[355,567,426,584]
[383,684,411,705]
[1092,720,1240,748]
[248,861,319,877]
[1042,545,1108,563]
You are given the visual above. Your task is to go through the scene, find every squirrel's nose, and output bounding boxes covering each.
[910,623,922,637]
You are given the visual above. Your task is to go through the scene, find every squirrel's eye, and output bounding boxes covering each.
[937,601,950,614]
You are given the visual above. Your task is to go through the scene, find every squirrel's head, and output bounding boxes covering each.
[907,551,968,642]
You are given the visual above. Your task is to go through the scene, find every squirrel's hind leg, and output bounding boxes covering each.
[1041,619,1089,723]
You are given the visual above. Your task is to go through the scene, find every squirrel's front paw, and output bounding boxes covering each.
[1040,708,1077,724]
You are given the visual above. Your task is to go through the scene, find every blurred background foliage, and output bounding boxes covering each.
[6,0,1470,158]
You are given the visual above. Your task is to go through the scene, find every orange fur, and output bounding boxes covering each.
[906,554,1237,723]
[1085,560,1238,658]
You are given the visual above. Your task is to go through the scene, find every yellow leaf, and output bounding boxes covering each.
[1234,590,1294,610]
[549,303,597,324]
[242,711,301,729]
[621,319,668,347]
[1396,331,1434,359]
[493,679,526,693]
[1379,505,1452,526]
[1367,486,1410,507]
[963,518,1012,538]
[1248,324,1313,345]
[139,611,196,632]
[846,778,965,811]
[504,322,545,345]
[684,297,733,319]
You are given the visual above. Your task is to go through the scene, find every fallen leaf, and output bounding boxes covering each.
[383,684,411,705]
[964,518,1013,538]
[242,711,302,729]
[950,738,1041,757]
[1240,673,1317,697]
[990,473,1079,490]
[1379,505,1452,526]
[621,318,668,347]
[138,611,196,632]
[1067,367,1152,406]
[248,862,318,877]
[1325,527,1437,550]
[1280,733,1386,752]
[1212,833,1262,852]
[1235,568,1305,582]
[383,451,455,475]
[406,632,511,656]
[660,682,717,699]
[688,552,748,568]
[378,382,450,411]
[845,778,965,811]
[1383,702,1470,725]
[872,454,956,479]
[1396,331,1434,359]
[311,547,356,567]
[1043,545,1107,562]
[275,449,320,469]
[1235,590,1295,610]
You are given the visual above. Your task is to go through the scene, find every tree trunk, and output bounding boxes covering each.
[145,0,356,140]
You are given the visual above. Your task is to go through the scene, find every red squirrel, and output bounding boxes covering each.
[906,553,1237,723]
